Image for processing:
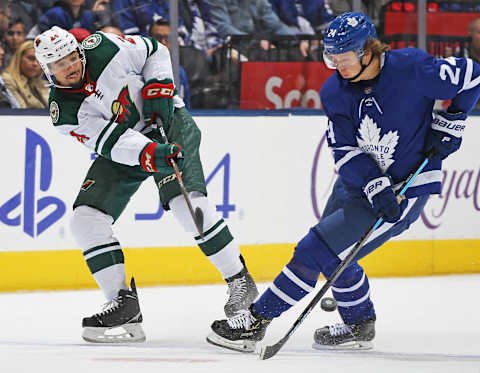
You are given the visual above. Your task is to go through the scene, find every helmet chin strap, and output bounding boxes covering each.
[340,53,374,82]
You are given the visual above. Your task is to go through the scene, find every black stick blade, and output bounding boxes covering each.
[259,337,288,360]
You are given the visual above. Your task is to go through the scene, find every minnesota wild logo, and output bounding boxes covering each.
[357,115,398,172]
[111,86,140,127]
[82,34,102,50]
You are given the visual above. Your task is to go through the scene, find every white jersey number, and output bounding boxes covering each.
[440,64,460,85]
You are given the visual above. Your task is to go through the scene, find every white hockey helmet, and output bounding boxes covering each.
[34,26,86,88]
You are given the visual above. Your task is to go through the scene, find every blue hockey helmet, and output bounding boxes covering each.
[323,12,377,56]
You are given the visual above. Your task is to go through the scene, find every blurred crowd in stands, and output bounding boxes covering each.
[0,0,478,109]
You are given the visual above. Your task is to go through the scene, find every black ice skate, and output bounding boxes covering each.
[206,306,271,353]
[224,257,259,317]
[312,317,375,350]
[82,277,145,343]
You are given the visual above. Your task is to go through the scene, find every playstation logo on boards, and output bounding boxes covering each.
[0,128,66,237]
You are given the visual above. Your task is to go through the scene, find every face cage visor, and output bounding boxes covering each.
[47,51,83,74]
[42,48,86,88]
[323,48,365,70]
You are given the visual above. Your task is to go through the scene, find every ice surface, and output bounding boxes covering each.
[1,275,480,373]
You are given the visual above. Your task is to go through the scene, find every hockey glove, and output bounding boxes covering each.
[425,111,465,160]
[142,78,177,130]
[139,142,184,174]
[364,176,407,223]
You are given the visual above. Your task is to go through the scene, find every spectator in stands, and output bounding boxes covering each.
[444,45,454,58]
[0,44,20,108]
[88,0,119,30]
[35,0,116,36]
[37,0,96,34]
[101,25,122,35]
[326,0,389,26]
[112,1,222,59]
[1,40,49,108]
[110,0,168,35]
[268,0,335,60]
[466,17,480,109]
[0,0,10,37]
[149,19,190,108]
[467,17,480,64]
[269,0,334,34]
[9,1,51,35]
[205,0,310,61]
[2,18,27,70]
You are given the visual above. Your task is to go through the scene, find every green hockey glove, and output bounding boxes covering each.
[139,142,184,174]
[142,78,176,130]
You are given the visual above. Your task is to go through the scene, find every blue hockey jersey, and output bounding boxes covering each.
[321,48,480,198]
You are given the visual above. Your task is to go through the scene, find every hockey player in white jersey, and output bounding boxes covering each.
[34,26,258,343]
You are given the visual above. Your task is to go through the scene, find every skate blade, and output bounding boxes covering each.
[82,323,146,343]
[312,340,373,351]
[206,332,256,353]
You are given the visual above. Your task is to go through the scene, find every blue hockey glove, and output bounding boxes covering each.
[142,78,176,130]
[425,111,465,160]
[364,176,407,223]
[139,142,184,174]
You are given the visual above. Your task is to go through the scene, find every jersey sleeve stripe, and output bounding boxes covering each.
[141,37,152,57]
[147,36,158,55]
[334,148,363,170]
[408,170,442,188]
[459,58,480,93]
[95,120,115,154]
[101,125,131,159]
[458,58,473,94]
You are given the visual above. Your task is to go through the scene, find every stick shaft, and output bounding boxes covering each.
[156,119,204,238]
[260,156,431,360]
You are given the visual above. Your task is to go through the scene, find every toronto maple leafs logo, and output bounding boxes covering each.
[357,115,398,172]
[347,17,359,27]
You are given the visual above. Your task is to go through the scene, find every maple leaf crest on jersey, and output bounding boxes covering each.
[356,115,399,173]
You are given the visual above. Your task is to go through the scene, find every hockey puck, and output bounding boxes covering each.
[320,297,337,312]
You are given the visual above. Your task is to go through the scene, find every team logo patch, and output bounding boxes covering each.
[82,34,102,50]
[50,101,59,123]
[111,100,124,117]
[357,114,398,172]
[81,179,95,191]
[347,17,359,27]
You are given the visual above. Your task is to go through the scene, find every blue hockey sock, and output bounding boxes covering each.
[253,228,325,319]
[332,263,376,324]
[253,258,318,319]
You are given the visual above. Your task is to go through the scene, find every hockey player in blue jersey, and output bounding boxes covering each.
[206,12,480,352]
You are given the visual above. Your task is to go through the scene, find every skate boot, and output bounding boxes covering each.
[207,305,271,353]
[82,277,146,343]
[224,256,259,317]
[312,317,375,350]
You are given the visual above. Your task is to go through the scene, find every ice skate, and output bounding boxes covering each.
[82,277,145,343]
[224,259,259,317]
[312,317,375,350]
[207,306,271,353]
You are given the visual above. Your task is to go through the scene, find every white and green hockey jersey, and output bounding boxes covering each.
[48,32,185,167]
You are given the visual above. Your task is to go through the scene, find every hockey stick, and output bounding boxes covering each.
[155,116,204,239]
[259,154,433,360]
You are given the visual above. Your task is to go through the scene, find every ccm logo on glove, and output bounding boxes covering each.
[143,84,175,99]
